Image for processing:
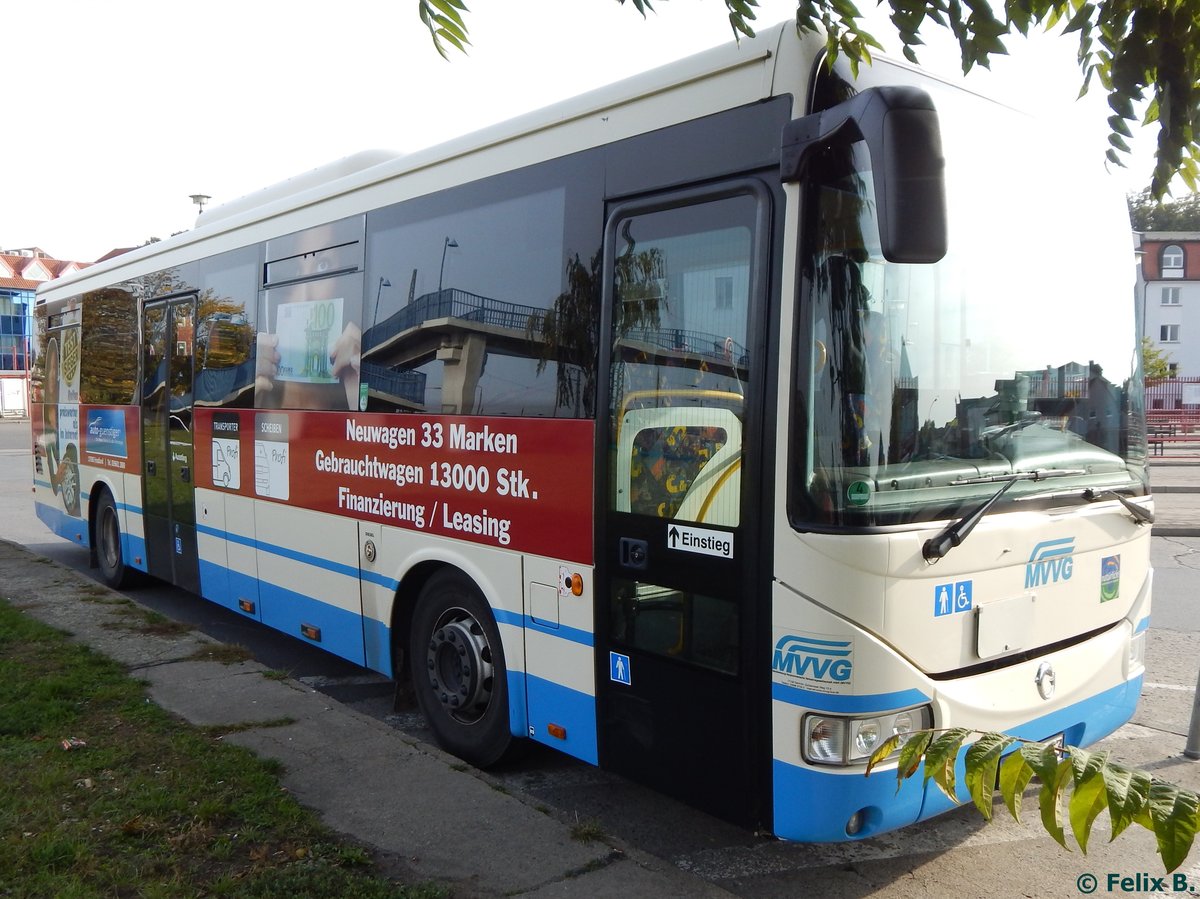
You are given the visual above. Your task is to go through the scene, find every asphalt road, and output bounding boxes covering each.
[3,416,1199,897]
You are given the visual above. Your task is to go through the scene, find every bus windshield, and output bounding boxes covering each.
[796,70,1146,526]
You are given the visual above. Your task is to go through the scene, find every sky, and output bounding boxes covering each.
[4,0,1160,264]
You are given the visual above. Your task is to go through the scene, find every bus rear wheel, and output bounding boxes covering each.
[95,490,133,589]
[409,570,512,768]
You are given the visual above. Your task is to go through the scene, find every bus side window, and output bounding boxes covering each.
[608,191,760,528]
[254,219,364,413]
[79,288,138,406]
[196,247,258,409]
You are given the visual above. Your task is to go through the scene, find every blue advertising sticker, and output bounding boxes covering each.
[84,408,128,458]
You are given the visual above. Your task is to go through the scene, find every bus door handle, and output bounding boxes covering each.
[180,466,190,483]
[619,537,649,571]
[147,460,157,477]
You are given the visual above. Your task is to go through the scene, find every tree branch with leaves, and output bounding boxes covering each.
[418,0,1200,197]
[866,728,1200,873]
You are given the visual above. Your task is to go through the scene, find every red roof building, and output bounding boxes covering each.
[0,248,95,415]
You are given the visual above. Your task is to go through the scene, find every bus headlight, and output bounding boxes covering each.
[803,705,933,766]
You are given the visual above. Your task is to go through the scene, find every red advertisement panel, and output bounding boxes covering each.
[194,409,595,565]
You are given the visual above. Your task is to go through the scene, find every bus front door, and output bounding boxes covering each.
[597,184,772,829]
[141,296,201,594]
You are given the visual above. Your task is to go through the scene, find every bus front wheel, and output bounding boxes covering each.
[409,570,513,768]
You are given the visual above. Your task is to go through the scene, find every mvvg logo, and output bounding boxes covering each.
[1025,538,1075,588]
[772,635,853,683]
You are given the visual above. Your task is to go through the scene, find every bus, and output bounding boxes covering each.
[30,22,1151,841]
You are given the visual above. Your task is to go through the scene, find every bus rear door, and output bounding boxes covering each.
[141,295,201,593]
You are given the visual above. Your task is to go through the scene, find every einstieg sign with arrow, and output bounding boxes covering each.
[667,523,734,560]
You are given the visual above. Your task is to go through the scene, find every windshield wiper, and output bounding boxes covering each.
[1083,488,1155,526]
[922,469,1088,562]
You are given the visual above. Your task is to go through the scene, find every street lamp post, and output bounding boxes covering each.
[439,237,459,293]
[373,277,391,329]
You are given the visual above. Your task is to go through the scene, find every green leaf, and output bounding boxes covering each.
[924,728,971,802]
[1063,2,1095,34]
[964,733,1014,819]
[427,0,468,29]
[1069,747,1108,783]
[1039,757,1074,850]
[865,734,903,777]
[1020,741,1062,784]
[1021,742,1070,849]
[1069,770,1108,854]
[896,731,934,782]
[419,0,471,58]
[729,12,757,39]
[1102,763,1151,841]
[1147,782,1200,872]
[998,749,1034,823]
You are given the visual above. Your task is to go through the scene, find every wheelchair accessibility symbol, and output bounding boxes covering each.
[934,580,973,617]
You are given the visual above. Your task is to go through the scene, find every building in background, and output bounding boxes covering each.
[0,248,91,416]
[1134,232,1200,414]
[1136,232,1200,377]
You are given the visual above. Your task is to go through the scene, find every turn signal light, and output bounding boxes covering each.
[300,623,322,642]
[547,723,567,741]
[570,573,584,596]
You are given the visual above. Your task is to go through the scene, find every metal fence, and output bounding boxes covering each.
[1145,376,1200,412]
[363,288,545,352]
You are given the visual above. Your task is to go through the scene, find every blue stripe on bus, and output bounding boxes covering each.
[110,497,144,516]
[523,672,599,765]
[771,682,930,714]
[123,533,149,573]
[362,616,393,675]
[523,617,595,647]
[257,579,368,668]
[195,524,402,592]
[33,476,142,517]
[492,608,594,647]
[772,674,1143,842]
[35,501,89,547]
[195,524,363,581]
[1134,616,1150,634]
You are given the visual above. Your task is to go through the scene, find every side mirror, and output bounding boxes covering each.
[781,86,947,264]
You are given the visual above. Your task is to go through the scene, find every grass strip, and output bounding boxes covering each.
[0,598,444,898]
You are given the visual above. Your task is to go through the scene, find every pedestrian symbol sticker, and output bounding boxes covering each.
[610,651,631,686]
[934,580,973,617]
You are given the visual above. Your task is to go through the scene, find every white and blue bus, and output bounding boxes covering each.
[31,22,1150,841]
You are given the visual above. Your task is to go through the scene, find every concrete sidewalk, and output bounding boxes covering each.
[0,539,731,899]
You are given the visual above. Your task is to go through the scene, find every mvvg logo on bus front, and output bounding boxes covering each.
[772,634,853,687]
[1025,538,1075,588]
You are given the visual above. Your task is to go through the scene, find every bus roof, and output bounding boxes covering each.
[37,22,815,304]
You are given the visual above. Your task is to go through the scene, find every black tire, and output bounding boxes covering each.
[94,489,133,589]
[409,569,513,768]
